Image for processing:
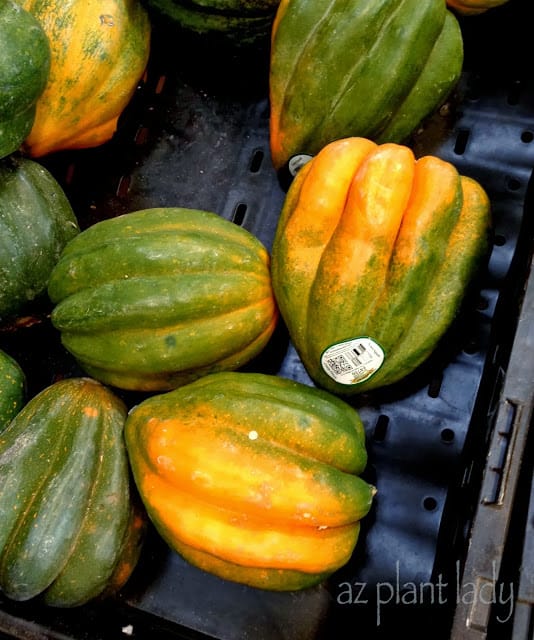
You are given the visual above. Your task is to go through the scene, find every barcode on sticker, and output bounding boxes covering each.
[324,354,353,375]
[320,336,385,386]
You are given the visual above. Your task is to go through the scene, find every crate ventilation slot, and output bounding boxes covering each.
[232,202,248,226]
[249,149,264,173]
[454,128,470,156]
[372,414,390,442]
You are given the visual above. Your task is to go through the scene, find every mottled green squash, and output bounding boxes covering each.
[269,0,463,169]
[48,208,279,392]
[0,156,79,323]
[0,0,50,159]
[0,349,25,432]
[145,0,279,48]
[0,377,145,606]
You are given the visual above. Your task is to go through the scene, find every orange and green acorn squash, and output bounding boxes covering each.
[0,155,80,323]
[18,0,151,157]
[0,377,146,606]
[271,137,492,396]
[0,0,50,159]
[446,0,511,15]
[269,0,463,170]
[125,371,375,591]
[48,207,279,392]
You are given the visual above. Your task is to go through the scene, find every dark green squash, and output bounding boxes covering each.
[0,349,25,433]
[0,156,80,323]
[144,0,280,48]
[0,0,50,159]
[269,0,463,169]
[48,207,279,392]
[0,377,145,606]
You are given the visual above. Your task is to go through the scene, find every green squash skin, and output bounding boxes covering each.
[0,349,25,433]
[48,208,279,392]
[145,0,279,46]
[269,0,463,169]
[0,156,80,323]
[0,377,144,606]
[376,12,463,143]
[363,176,492,391]
[125,372,374,590]
[0,0,50,159]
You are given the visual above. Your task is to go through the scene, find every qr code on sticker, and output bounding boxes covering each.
[325,355,352,375]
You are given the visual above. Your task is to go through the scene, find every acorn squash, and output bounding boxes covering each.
[125,371,375,591]
[0,349,25,433]
[19,0,151,157]
[0,156,79,323]
[269,0,463,169]
[48,207,279,392]
[144,0,279,48]
[0,0,50,159]
[0,377,145,606]
[270,137,491,395]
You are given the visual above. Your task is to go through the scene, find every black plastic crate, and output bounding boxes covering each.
[0,1,533,638]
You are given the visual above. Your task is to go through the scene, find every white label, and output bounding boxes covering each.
[320,337,385,385]
[288,154,313,177]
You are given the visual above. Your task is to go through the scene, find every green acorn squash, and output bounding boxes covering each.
[48,207,279,392]
[0,0,50,159]
[0,156,80,323]
[0,349,25,433]
[144,0,279,48]
[269,0,463,169]
[271,137,491,395]
[125,371,375,591]
[0,377,145,606]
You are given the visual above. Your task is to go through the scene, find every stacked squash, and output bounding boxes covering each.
[0,0,153,607]
[0,0,501,608]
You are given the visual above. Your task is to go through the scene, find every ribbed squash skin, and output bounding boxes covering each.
[48,208,279,392]
[145,0,279,47]
[125,371,374,591]
[271,137,491,396]
[446,0,510,15]
[269,0,463,170]
[0,156,80,322]
[18,0,151,157]
[0,377,145,606]
[0,349,25,433]
[0,0,50,159]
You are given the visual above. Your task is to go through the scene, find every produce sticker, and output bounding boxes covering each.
[320,337,385,385]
